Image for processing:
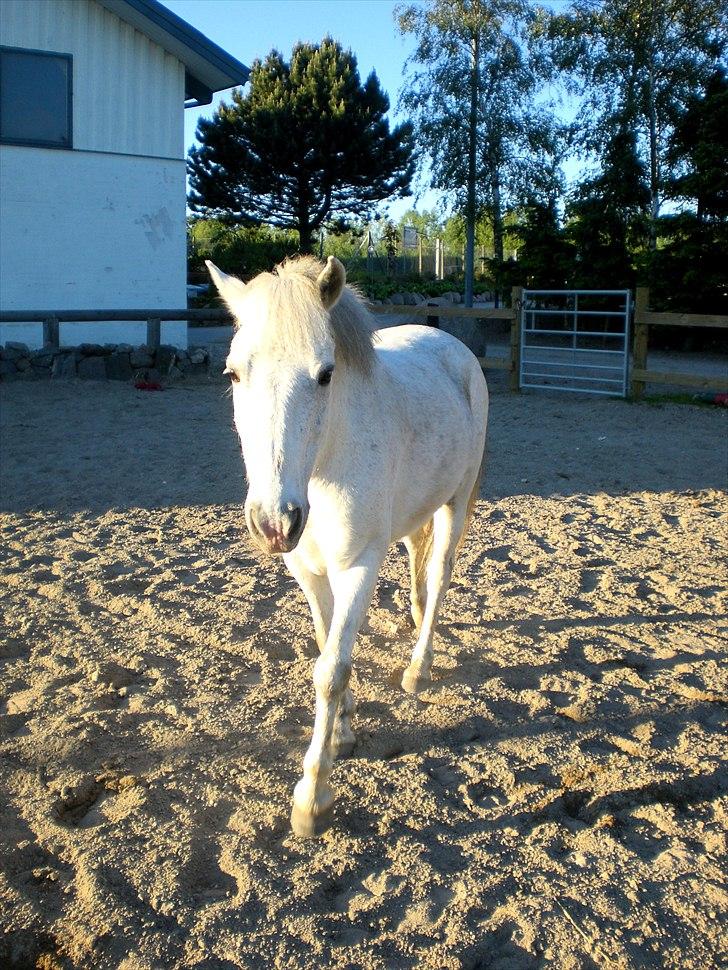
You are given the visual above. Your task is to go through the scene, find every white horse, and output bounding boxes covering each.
[207,255,488,837]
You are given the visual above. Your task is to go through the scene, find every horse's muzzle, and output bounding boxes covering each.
[246,501,306,554]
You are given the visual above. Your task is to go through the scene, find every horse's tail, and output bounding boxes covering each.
[457,458,483,556]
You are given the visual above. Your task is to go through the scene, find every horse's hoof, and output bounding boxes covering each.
[401,667,431,694]
[290,801,335,838]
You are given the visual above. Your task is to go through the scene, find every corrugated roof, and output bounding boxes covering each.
[97,0,250,104]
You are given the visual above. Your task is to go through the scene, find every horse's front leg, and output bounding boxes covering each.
[291,549,383,838]
[285,553,356,759]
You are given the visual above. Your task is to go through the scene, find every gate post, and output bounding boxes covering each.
[510,286,523,392]
[632,287,649,399]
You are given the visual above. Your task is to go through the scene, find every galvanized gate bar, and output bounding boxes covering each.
[520,289,631,397]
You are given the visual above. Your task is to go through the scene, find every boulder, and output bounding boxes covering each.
[390,293,405,306]
[3,342,29,359]
[155,344,177,374]
[403,292,418,306]
[105,353,133,381]
[130,348,154,368]
[15,356,31,371]
[52,354,78,379]
[79,343,109,356]
[78,356,108,380]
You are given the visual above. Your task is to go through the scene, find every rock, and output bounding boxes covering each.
[14,356,31,371]
[79,343,109,356]
[412,293,427,305]
[451,292,462,304]
[390,293,405,306]
[155,344,177,374]
[130,349,154,368]
[51,354,77,379]
[167,365,183,382]
[3,342,29,359]
[31,351,55,367]
[382,297,393,305]
[189,349,207,365]
[403,292,417,306]
[78,356,108,380]
[105,353,132,381]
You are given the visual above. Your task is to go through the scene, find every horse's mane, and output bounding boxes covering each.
[253,255,376,375]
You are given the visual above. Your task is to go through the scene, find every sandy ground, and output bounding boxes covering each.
[1,372,727,970]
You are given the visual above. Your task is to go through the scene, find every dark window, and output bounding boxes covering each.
[0,47,72,148]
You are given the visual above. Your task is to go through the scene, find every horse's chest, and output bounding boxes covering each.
[289,529,328,576]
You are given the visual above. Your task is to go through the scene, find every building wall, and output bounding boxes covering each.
[0,0,188,349]
[0,147,186,348]
[0,0,184,158]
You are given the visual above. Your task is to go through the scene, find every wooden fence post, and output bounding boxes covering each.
[146,317,161,351]
[510,286,523,392]
[43,315,59,350]
[632,287,649,399]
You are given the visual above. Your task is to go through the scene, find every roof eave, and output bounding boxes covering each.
[97,0,249,95]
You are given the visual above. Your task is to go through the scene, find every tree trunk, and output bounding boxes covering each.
[464,29,480,309]
[491,168,504,308]
[298,222,313,254]
[647,6,659,252]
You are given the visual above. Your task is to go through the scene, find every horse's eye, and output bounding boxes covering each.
[317,366,334,387]
[224,367,240,383]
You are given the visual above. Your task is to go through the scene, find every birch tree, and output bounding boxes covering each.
[549,0,726,251]
[397,0,561,305]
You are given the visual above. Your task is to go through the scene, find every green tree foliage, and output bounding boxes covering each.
[188,38,414,253]
[397,0,563,305]
[549,0,727,250]
[651,69,728,312]
[566,126,650,288]
[188,219,298,281]
[507,198,575,288]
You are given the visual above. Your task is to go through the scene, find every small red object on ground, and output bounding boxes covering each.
[134,380,163,391]
[715,393,728,407]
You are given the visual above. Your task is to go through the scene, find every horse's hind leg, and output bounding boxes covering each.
[401,487,471,694]
[285,554,355,758]
[403,523,431,631]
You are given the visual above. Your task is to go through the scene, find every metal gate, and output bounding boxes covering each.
[520,290,631,396]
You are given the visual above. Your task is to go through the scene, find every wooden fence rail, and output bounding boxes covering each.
[631,288,728,398]
[369,288,521,392]
[0,308,232,351]
[0,288,524,390]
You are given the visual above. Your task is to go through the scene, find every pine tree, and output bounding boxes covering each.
[188,38,414,253]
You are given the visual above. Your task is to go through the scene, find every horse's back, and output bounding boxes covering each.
[375,324,488,428]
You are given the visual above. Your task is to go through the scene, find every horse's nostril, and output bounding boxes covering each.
[282,505,302,540]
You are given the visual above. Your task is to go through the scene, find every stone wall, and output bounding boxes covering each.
[0,343,210,383]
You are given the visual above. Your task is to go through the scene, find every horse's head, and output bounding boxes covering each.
[207,256,350,555]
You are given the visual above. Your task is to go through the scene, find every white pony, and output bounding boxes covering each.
[207,256,488,837]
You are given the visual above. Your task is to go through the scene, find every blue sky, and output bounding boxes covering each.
[165,0,574,221]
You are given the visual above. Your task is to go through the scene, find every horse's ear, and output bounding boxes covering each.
[317,256,346,310]
[205,261,247,310]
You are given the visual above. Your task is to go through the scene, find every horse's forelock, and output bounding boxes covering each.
[255,257,375,374]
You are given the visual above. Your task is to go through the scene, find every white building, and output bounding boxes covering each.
[0,0,248,349]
